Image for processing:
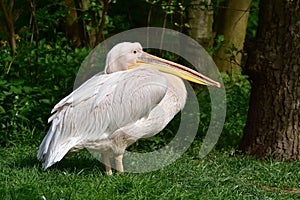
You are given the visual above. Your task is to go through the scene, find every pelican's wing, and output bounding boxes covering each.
[50,72,110,115]
[38,66,168,169]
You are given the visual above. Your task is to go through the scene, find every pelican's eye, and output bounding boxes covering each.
[133,50,137,54]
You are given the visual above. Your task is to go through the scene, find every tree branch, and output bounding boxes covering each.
[29,0,40,82]
[95,0,111,45]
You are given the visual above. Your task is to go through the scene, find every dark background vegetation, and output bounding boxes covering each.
[0,0,257,150]
[2,1,300,199]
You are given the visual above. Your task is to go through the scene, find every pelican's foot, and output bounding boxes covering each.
[105,169,113,175]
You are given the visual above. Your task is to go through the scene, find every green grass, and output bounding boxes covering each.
[1,145,300,200]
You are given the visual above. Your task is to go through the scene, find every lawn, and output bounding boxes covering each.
[1,144,299,200]
[0,72,298,200]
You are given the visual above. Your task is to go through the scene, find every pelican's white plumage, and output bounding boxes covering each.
[37,42,220,174]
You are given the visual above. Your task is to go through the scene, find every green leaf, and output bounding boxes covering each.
[23,86,33,93]
[10,86,22,94]
[40,99,51,104]
[0,105,5,113]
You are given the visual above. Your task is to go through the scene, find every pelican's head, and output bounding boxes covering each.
[104,42,143,74]
[105,42,221,88]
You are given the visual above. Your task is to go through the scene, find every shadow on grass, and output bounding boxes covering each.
[52,152,106,173]
[8,148,107,174]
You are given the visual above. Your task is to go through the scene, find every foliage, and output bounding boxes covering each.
[217,73,251,149]
[0,0,257,150]
[208,34,225,56]
[0,78,50,146]
[246,0,260,41]
[109,0,191,32]
[0,35,90,147]
[190,73,250,151]
[35,0,69,39]
[129,73,251,152]
[1,145,300,199]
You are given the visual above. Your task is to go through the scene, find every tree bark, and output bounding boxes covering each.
[65,0,110,48]
[187,0,214,50]
[214,0,252,74]
[0,0,16,52]
[241,0,300,160]
[65,0,82,48]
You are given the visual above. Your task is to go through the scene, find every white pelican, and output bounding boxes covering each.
[37,42,220,174]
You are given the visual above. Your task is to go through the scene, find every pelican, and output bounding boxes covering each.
[37,42,220,174]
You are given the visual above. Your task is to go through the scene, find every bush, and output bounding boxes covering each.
[220,73,251,148]
[187,73,251,157]
[129,73,251,153]
[0,37,90,147]
[0,79,52,146]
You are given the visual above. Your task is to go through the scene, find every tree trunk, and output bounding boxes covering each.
[187,0,214,50]
[65,0,110,48]
[241,0,300,160]
[214,0,252,74]
[74,0,90,47]
[0,0,16,52]
[65,0,82,48]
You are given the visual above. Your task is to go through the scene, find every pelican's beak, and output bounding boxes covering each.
[132,52,221,88]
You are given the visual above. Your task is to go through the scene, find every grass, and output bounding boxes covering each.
[0,74,296,199]
[1,145,300,200]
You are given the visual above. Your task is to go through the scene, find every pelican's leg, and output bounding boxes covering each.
[114,153,124,173]
[101,151,112,175]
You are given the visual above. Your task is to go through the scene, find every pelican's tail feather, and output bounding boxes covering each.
[37,109,79,170]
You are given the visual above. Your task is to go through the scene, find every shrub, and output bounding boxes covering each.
[129,73,251,153]
[0,37,90,147]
